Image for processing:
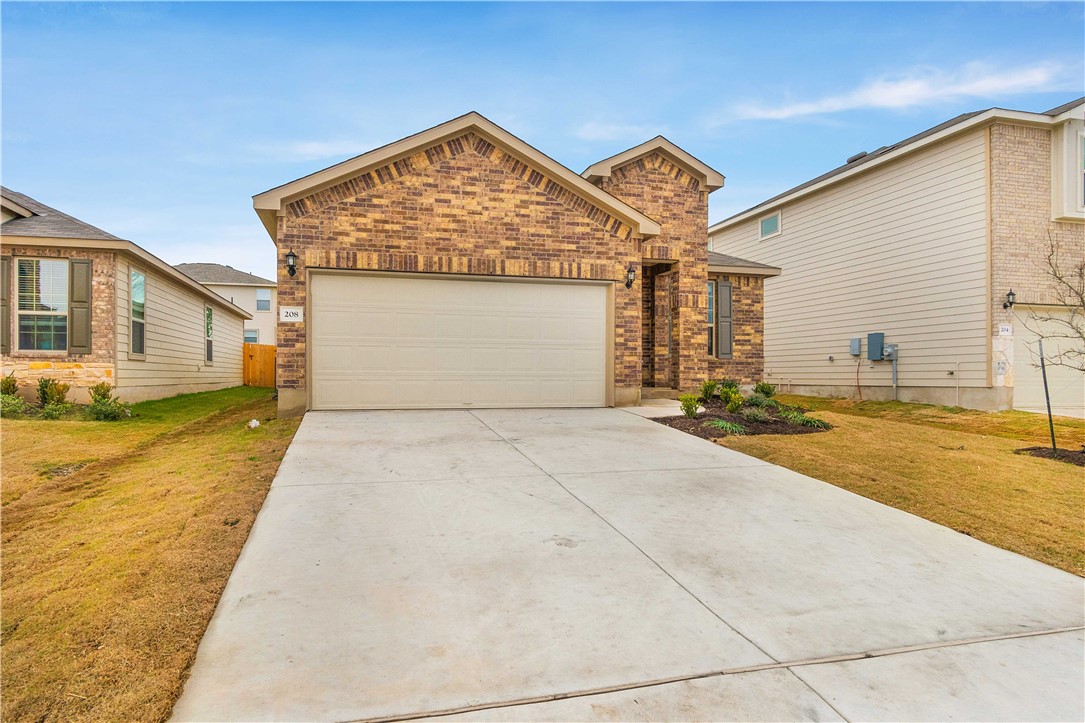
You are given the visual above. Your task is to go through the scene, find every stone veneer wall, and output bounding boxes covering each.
[706,273,765,386]
[600,153,710,392]
[275,131,644,408]
[1,247,116,400]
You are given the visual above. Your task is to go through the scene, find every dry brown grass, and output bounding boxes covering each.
[718,396,1085,576]
[1,387,300,722]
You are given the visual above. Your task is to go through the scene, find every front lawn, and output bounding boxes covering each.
[716,395,1085,576]
[1,386,300,722]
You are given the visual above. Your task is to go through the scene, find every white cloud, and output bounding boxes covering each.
[731,61,1070,121]
[574,121,665,142]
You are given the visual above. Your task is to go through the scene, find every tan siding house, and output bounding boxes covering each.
[710,99,1085,416]
[174,264,277,345]
[1,188,250,402]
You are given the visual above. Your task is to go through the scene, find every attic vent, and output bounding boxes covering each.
[846,151,868,164]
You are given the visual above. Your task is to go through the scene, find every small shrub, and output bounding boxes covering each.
[88,382,116,404]
[678,394,701,419]
[780,409,833,430]
[704,419,746,435]
[0,372,18,396]
[36,378,71,407]
[718,378,739,391]
[699,379,719,402]
[741,407,770,424]
[88,397,132,421]
[726,394,744,414]
[754,381,776,397]
[41,402,74,420]
[746,393,779,409]
[1,394,27,417]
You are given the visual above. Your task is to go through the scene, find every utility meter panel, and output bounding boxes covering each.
[867,332,885,360]
[849,337,862,356]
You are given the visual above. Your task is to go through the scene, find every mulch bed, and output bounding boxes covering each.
[654,397,830,440]
[1014,446,1085,467]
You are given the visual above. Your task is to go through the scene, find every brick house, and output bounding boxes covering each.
[710,98,1085,418]
[252,113,778,415]
[1,188,250,402]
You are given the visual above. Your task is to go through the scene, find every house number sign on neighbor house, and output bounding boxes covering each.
[280,306,303,322]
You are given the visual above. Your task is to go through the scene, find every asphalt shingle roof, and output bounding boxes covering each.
[1,186,120,241]
[707,251,780,272]
[174,263,275,286]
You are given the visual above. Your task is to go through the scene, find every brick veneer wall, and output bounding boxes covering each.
[600,153,709,392]
[706,273,765,385]
[1,246,116,397]
[275,131,644,401]
[990,123,1085,324]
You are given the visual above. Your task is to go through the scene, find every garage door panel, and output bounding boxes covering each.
[311,275,607,410]
[1012,310,1085,419]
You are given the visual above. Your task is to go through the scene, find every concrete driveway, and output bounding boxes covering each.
[172,408,1084,722]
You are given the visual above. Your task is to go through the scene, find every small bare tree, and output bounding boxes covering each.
[1021,233,1085,373]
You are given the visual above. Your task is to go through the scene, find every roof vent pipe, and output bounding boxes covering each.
[846,151,868,164]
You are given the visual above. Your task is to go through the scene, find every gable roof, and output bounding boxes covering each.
[582,136,726,191]
[709,97,1085,235]
[175,262,275,286]
[254,112,663,240]
[1,186,120,241]
[708,250,781,277]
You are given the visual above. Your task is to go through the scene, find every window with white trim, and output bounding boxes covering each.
[759,211,782,240]
[204,306,214,363]
[244,329,259,344]
[256,287,271,312]
[131,270,146,357]
[17,258,68,351]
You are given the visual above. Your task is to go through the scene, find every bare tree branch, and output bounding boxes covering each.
[1020,232,1085,373]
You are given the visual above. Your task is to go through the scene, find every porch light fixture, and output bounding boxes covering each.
[285,249,298,277]
[625,264,636,289]
[1003,289,1016,309]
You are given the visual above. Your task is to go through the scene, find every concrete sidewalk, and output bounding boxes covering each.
[171,408,1084,722]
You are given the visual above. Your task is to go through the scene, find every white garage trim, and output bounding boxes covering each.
[306,270,615,410]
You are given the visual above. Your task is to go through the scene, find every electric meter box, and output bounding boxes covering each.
[849,337,862,356]
[867,333,885,360]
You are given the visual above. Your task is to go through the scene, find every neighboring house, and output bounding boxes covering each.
[252,112,778,415]
[174,263,277,345]
[1,187,250,402]
[709,98,1085,418]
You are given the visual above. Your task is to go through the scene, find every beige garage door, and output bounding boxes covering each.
[310,274,608,410]
[1012,309,1085,419]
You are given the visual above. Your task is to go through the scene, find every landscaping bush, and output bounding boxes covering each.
[1,394,27,417]
[88,382,115,404]
[85,382,131,421]
[1,372,18,396]
[37,378,71,407]
[779,409,833,430]
[741,407,770,423]
[699,379,719,402]
[704,419,746,435]
[726,394,744,414]
[678,394,700,419]
[754,381,776,397]
[718,378,739,391]
[41,402,74,420]
[746,393,779,409]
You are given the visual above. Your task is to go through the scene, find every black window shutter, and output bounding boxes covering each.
[68,259,93,355]
[1,257,10,354]
[717,281,733,359]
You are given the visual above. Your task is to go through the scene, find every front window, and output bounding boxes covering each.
[205,306,214,363]
[707,281,716,355]
[131,270,146,356]
[17,258,68,351]
[244,329,259,344]
[256,288,271,312]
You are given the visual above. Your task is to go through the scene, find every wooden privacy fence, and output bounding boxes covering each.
[243,343,276,387]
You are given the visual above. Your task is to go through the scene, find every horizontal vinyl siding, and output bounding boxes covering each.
[116,259,244,391]
[711,129,989,389]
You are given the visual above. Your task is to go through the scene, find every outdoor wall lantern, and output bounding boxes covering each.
[625,264,636,289]
[1003,289,1016,309]
[285,249,298,277]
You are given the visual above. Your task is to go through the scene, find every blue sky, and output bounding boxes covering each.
[3,2,1083,280]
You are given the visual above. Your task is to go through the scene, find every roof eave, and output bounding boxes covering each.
[253,111,662,241]
[581,138,725,192]
[708,263,781,277]
[708,106,1076,235]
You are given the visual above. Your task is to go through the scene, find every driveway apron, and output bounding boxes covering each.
[171,409,1084,722]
